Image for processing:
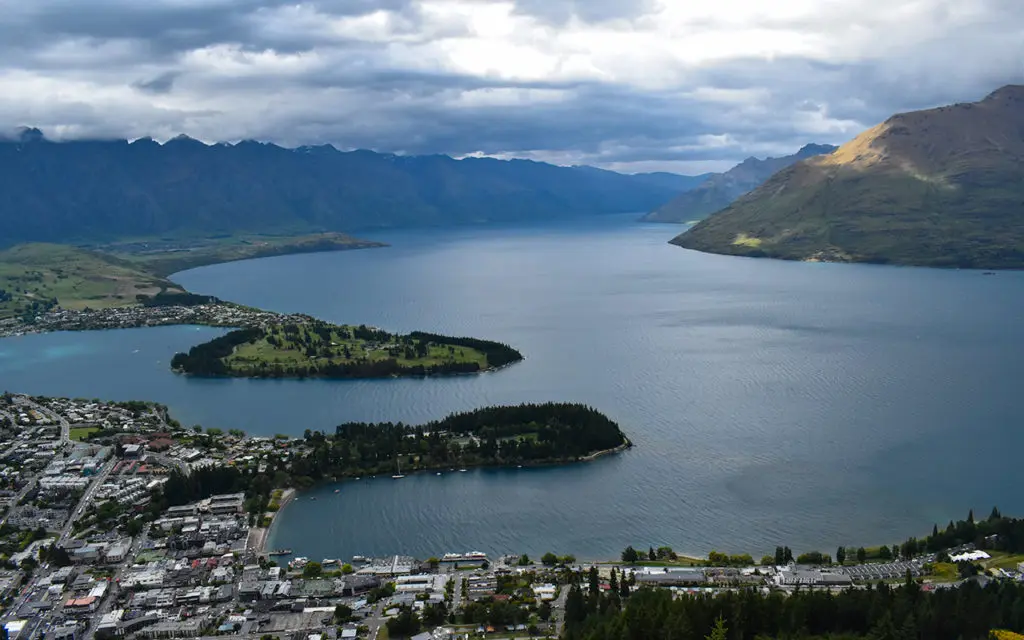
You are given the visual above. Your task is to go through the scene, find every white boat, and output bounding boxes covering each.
[392,456,405,479]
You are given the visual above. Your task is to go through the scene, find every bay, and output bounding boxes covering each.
[2,215,1023,560]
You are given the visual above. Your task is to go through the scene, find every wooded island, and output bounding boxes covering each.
[170,320,522,379]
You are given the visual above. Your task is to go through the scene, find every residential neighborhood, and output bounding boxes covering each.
[1,392,1021,640]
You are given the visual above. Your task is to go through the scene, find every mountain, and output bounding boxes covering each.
[0,132,688,245]
[642,144,837,223]
[672,86,1024,269]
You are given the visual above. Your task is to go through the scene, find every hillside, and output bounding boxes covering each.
[0,131,687,244]
[643,143,837,223]
[0,244,184,320]
[673,86,1024,269]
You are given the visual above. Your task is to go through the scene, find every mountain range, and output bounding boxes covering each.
[642,144,837,223]
[673,85,1024,269]
[0,129,699,245]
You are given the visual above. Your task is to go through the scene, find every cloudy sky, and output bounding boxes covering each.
[1,0,1022,173]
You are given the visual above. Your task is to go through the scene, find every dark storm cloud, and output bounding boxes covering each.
[510,0,655,24]
[134,72,181,94]
[0,0,418,55]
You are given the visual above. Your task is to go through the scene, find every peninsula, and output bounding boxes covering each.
[170,320,523,379]
[672,85,1024,269]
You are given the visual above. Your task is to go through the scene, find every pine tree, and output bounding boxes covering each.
[706,617,728,640]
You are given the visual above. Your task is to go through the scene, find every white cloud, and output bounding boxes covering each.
[0,0,1021,172]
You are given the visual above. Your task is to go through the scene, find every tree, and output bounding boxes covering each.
[334,604,353,622]
[564,584,586,634]
[774,546,785,565]
[706,617,728,640]
[784,546,794,564]
[518,554,531,566]
[342,563,354,574]
[761,555,774,566]
[621,546,639,563]
[879,545,892,560]
[648,546,656,561]
[538,601,552,621]
[386,606,421,638]
[836,546,846,565]
[541,552,559,566]
[991,506,1002,521]
[302,561,323,579]
[588,566,600,596]
[857,547,867,564]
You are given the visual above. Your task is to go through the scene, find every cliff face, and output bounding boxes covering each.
[672,86,1024,269]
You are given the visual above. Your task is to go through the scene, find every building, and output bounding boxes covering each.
[207,493,245,515]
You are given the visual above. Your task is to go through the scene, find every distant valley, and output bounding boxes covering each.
[642,144,837,223]
[673,85,1024,269]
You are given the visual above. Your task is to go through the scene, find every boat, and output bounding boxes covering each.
[436,472,442,476]
[268,549,292,556]
[392,456,405,479]
[459,469,467,473]
[310,497,317,501]
[334,489,340,493]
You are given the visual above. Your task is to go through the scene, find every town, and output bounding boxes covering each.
[1,393,1022,640]
[0,303,310,340]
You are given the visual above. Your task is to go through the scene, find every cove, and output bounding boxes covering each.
[3,215,1024,560]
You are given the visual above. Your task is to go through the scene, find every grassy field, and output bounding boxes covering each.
[224,324,489,374]
[983,551,1024,571]
[69,426,101,441]
[103,232,384,277]
[0,244,184,320]
[927,562,959,583]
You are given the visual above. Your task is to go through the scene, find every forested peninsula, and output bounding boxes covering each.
[170,320,523,379]
[161,403,631,505]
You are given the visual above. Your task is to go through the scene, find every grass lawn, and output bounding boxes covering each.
[983,551,1024,571]
[927,562,959,583]
[0,243,182,320]
[69,426,100,441]
[223,324,489,373]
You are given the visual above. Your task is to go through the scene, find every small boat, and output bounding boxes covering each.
[392,474,405,479]
[393,456,405,479]
[334,489,340,493]
[459,469,467,473]
[436,472,442,476]
[268,549,292,556]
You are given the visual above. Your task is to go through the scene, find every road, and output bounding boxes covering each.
[60,458,115,541]
[551,585,569,637]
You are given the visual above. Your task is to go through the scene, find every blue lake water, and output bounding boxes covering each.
[2,216,1023,560]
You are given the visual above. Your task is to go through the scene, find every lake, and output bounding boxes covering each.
[2,215,1023,560]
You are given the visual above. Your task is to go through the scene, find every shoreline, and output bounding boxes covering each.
[248,487,296,554]
[274,437,632,500]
